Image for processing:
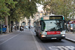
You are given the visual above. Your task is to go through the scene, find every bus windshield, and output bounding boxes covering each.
[42,20,64,31]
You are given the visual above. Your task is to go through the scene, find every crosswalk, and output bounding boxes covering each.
[49,46,75,50]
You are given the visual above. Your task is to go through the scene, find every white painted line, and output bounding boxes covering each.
[48,46,75,50]
[30,30,42,50]
[66,37,75,42]
[0,33,20,45]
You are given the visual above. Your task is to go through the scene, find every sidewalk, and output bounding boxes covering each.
[66,32,75,42]
[0,30,19,37]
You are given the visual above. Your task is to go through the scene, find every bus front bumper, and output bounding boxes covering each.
[41,34,65,40]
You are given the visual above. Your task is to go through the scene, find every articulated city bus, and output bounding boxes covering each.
[34,15,65,41]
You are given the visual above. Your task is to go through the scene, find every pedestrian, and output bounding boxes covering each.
[29,26,30,29]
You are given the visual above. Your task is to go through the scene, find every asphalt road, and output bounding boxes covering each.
[0,28,75,50]
[0,29,38,50]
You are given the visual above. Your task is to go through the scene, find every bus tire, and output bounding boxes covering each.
[40,37,45,41]
[41,39,45,42]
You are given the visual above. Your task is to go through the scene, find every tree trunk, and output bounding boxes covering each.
[5,16,9,33]
[8,16,11,32]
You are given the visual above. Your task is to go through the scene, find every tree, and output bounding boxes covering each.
[43,0,74,20]
[0,0,17,33]
[0,0,44,33]
[8,0,37,23]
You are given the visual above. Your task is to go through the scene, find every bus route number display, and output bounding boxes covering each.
[50,16,63,20]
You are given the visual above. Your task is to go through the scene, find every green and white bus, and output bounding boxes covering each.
[34,15,65,41]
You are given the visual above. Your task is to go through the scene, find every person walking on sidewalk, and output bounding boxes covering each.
[28,26,30,31]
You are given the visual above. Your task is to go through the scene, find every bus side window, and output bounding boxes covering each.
[40,21,45,31]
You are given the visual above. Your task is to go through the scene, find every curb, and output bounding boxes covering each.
[65,37,75,43]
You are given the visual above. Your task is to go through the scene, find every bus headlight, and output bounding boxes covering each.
[41,35,46,37]
[41,31,47,37]
[70,27,73,30]
[62,34,65,37]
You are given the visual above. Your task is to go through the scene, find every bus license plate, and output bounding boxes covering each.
[51,38,57,39]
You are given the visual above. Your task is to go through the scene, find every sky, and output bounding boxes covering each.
[36,3,44,12]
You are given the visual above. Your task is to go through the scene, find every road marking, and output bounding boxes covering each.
[30,29,42,50]
[49,46,75,50]
[0,33,20,45]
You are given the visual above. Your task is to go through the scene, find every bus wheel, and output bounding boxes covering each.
[40,37,45,42]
